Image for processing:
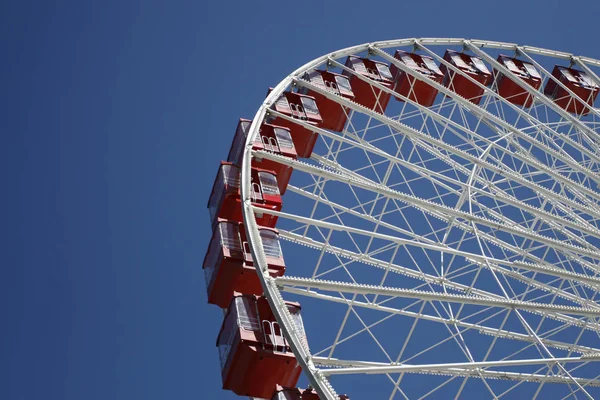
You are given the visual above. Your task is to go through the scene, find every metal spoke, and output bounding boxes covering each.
[237,38,600,399]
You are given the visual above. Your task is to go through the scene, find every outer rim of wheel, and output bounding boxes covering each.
[240,38,600,400]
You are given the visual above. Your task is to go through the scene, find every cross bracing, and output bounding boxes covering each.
[241,38,600,399]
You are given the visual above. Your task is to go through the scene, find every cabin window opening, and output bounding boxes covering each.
[579,72,597,88]
[451,54,473,72]
[560,68,578,83]
[422,57,441,74]
[259,172,280,196]
[471,57,489,74]
[217,306,239,368]
[221,164,240,188]
[401,55,419,70]
[306,70,325,87]
[376,63,393,80]
[236,296,261,331]
[503,59,520,74]
[230,121,251,163]
[523,63,541,79]
[220,222,241,251]
[275,95,290,111]
[335,75,352,92]
[274,128,295,150]
[260,229,282,258]
[301,97,319,116]
[349,58,367,74]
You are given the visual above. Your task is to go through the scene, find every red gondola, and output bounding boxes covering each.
[203,219,285,308]
[390,50,443,107]
[440,50,492,105]
[267,91,323,158]
[227,119,297,194]
[207,162,282,229]
[343,56,394,113]
[301,70,355,132]
[543,66,599,115]
[494,55,542,107]
[217,294,304,398]
[271,385,350,400]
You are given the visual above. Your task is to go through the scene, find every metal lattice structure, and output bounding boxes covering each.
[240,38,600,399]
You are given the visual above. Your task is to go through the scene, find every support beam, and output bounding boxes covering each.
[283,286,600,352]
[275,276,600,318]
[313,357,600,386]
[254,150,600,262]
[280,230,600,308]
[318,355,600,376]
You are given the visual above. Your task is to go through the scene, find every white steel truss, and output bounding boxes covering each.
[240,38,600,399]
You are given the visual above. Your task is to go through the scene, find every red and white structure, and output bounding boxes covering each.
[302,70,355,132]
[205,38,600,399]
[494,54,542,107]
[343,55,394,113]
[440,49,492,105]
[203,220,285,308]
[207,161,282,229]
[544,66,600,115]
[266,90,323,158]
[227,119,297,194]
[217,294,304,398]
[391,50,444,107]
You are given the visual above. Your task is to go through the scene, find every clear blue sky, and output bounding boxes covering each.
[3,0,600,399]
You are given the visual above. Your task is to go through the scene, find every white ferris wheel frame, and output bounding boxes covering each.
[239,38,600,399]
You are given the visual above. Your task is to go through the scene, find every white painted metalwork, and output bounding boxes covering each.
[241,39,600,399]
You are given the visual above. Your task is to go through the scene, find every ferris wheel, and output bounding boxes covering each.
[204,38,600,399]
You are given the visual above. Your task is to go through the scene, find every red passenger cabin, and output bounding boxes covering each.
[227,119,297,194]
[207,162,282,230]
[343,56,394,113]
[217,294,304,398]
[494,55,542,107]
[301,70,355,132]
[267,91,323,158]
[203,219,285,308]
[440,50,492,105]
[543,66,599,115]
[390,50,444,107]
[271,386,350,400]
